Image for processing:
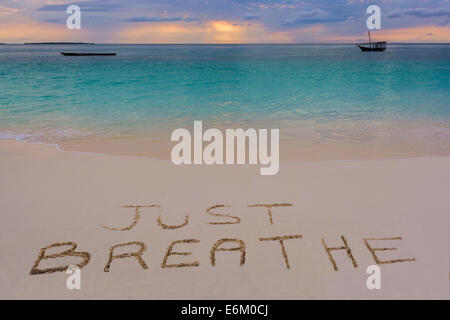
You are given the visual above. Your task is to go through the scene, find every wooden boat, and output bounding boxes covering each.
[357,31,386,52]
[60,52,116,56]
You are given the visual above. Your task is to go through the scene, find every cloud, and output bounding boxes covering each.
[290,9,328,19]
[322,25,450,43]
[282,9,346,26]
[0,19,92,43]
[3,0,450,43]
[276,24,329,42]
[116,19,291,44]
[437,19,450,27]
[243,13,260,21]
[41,19,63,23]
[38,2,120,12]
[0,4,19,15]
[387,8,450,19]
[124,16,199,23]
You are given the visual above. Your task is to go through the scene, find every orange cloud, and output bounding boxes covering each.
[116,20,291,44]
[275,24,328,42]
[323,25,450,43]
[209,21,245,43]
[0,4,19,15]
[0,21,90,43]
[117,22,209,43]
[0,15,97,43]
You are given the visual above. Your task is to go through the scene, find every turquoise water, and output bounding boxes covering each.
[0,44,449,156]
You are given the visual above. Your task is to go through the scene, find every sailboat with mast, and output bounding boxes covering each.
[357,30,386,52]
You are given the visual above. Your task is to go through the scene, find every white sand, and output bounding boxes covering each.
[0,140,448,299]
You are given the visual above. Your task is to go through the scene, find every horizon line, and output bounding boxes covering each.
[1,42,450,45]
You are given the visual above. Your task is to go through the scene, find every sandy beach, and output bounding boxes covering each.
[0,139,448,299]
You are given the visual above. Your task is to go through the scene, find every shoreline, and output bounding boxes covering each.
[1,135,450,164]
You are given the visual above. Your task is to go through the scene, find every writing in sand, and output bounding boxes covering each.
[29,203,416,275]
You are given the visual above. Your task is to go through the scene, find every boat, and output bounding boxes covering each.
[60,52,116,56]
[356,31,386,52]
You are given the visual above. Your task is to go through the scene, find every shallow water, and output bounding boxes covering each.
[0,44,449,160]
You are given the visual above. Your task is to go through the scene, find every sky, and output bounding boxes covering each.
[0,0,449,43]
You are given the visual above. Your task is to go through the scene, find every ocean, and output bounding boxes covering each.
[0,44,449,160]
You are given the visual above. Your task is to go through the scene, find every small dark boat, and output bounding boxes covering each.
[60,52,116,56]
[357,31,386,52]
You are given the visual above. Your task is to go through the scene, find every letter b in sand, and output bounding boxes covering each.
[366,5,381,30]
[66,5,81,30]
[66,265,81,290]
[366,265,381,290]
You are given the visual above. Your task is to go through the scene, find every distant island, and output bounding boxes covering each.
[24,42,95,45]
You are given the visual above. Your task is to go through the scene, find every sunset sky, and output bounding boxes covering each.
[0,0,449,43]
